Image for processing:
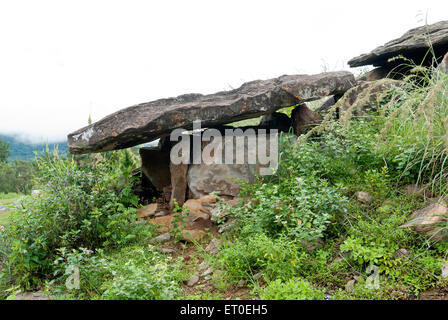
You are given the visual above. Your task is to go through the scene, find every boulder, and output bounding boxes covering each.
[338,79,402,117]
[401,202,448,243]
[291,104,322,135]
[348,20,448,68]
[67,72,355,154]
[187,133,278,198]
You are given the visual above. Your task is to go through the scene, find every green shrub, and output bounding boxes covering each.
[260,278,325,300]
[49,245,183,300]
[0,150,150,289]
[217,233,309,282]
[100,246,182,300]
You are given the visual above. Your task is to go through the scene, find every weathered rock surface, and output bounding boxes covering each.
[348,21,448,68]
[182,229,206,242]
[136,203,160,218]
[291,104,322,135]
[356,191,372,204]
[187,133,278,198]
[187,275,200,287]
[338,79,402,116]
[401,202,448,243]
[169,161,188,209]
[67,72,355,154]
[149,233,171,244]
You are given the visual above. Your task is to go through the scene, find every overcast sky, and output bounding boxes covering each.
[0,0,447,143]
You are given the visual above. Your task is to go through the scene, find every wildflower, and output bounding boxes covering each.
[296,177,303,184]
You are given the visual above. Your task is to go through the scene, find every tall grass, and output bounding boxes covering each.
[375,66,448,194]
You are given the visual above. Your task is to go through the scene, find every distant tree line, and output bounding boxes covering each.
[0,139,36,194]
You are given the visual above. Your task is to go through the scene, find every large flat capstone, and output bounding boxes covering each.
[348,20,448,68]
[67,71,355,154]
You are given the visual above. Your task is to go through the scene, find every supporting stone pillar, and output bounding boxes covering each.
[291,104,322,135]
[169,162,188,210]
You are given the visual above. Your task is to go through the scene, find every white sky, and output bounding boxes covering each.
[0,0,447,143]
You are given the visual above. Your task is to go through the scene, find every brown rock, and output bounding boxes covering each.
[169,161,188,210]
[139,147,171,191]
[136,203,159,219]
[67,71,355,154]
[401,202,448,243]
[356,191,372,204]
[291,104,322,135]
[182,229,207,242]
[183,201,210,224]
[151,215,175,233]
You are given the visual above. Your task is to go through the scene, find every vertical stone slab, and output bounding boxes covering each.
[169,162,188,210]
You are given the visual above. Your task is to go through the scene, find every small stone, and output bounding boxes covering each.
[137,203,159,218]
[218,222,236,234]
[204,276,212,281]
[198,261,208,271]
[237,280,246,288]
[182,229,206,242]
[205,239,219,255]
[161,248,175,254]
[149,233,171,244]
[154,210,170,217]
[187,275,200,287]
[356,191,371,204]
[202,267,213,276]
[345,280,356,292]
[394,248,411,259]
[442,261,448,279]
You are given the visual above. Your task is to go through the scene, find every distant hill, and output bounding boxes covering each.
[0,134,68,162]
